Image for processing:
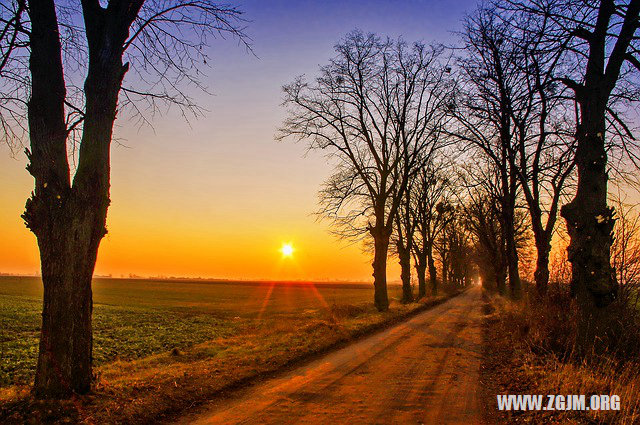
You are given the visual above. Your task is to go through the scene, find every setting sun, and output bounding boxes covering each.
[280,243,294,258]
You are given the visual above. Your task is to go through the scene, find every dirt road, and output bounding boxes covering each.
[176,286,484,425]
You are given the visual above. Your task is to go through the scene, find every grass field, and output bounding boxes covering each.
[0,276,453,424]
[0,276,386,387]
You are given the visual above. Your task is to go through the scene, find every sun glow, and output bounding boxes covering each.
[280,243,294,258]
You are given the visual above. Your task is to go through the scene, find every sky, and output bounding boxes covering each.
[0,0,478,281]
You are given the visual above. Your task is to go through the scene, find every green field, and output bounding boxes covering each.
[0,276,394,388]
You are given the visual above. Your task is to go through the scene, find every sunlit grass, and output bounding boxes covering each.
[0,276,454,424]
[0,276,392,388]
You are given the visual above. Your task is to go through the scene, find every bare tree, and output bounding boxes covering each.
[0,0,27,149]
[466,193,507,292]
[411,163,455,297]
[611,192,640,308]
[480,2,579,294]
[505,0,640,348]
[280,32,453,311]
[460,161,508,294]
[392,174,418,303]
[459,157,531,295]
[437,209,472,289]
[0,0,247,398]
[450,7,524,297]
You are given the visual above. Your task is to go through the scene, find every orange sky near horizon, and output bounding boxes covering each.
[0,137,397,282]
[0,105,403,282]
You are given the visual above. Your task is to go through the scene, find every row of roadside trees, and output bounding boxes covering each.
[280,0,640,357]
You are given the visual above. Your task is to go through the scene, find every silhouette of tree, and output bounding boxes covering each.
[280,31,454,311]
[410,163,456,297]
[504,0,640,352]
[449,8,524,297]
[392,172,418,303]
[0,0,248,398]
[0,0,27,150]
[457,3,578,295]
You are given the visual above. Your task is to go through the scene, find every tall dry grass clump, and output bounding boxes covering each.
[487,199,640,424]
[496,284,640,424]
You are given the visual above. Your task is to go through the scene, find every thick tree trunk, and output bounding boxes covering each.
[30,202,107,397]
[561,116,617,351]
[558,0,640,353]
[427,250,437,296]
[24,0,134,398]
[371,227,391,311]
[398,242,413,303]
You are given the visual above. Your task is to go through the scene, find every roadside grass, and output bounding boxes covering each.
[0,276,460,424]
[481,288,640,425]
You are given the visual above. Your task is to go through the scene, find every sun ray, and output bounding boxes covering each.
[257,282,275,320]
[307,282,329,309]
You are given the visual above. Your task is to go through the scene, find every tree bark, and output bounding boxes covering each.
[371,226,391,311]
[24,0,140,398]
[561,115,616,350]
[398,242,413,303]
[31,204,105,397]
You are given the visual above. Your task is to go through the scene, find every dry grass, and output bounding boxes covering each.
[482,288,640,424]
[0,276,461,424]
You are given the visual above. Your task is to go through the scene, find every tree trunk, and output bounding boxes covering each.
[561,112,617,352]
[534,234,551,294]
[371,227,390,311]
[31,202,107,397]
[441,256,448,288]
[503,199,521,298]
[495,263,507,296]
[24,0,134,397]
[427,250,437,296]
[557,0,640,353]
[398,242,413,303]
[415,259,427,299]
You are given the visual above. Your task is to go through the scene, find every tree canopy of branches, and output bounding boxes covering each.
[503,0,640,350]
[461,159,532,294]
[456,3,578,296]
[0,0,247,398]
[0,0,27,149]
[280,31,454,311]
[450,8,526,298]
